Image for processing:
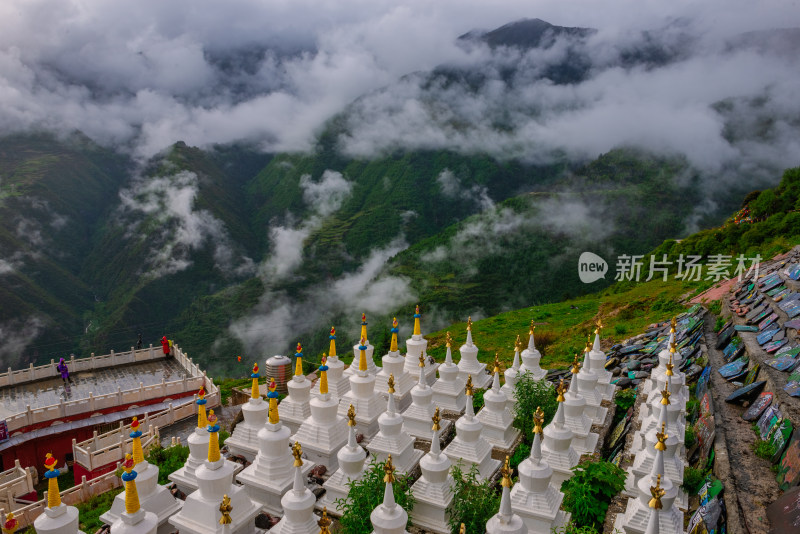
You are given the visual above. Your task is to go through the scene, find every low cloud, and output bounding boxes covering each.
[436,168,494,211]
[0,316,44,367]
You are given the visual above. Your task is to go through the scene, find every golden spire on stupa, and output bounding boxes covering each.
[329,326,337,357]
[121,453,141,515]
[267,377,280,425]
[292,441,304,467]
[649,474,665,510]
[390,318,399,352]
[294,343,304,377]
[318,508,332,534]
[44,453,61,509]
[556,378,567,402]
[533,406,545,434]
[347,404,357,427]
[219,495,232,525]
[250,362,260,400]
[655,422,668,452]
[465,374,474,396]
[413,305,422,336]
[432,407,441,431]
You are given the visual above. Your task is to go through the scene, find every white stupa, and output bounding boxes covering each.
[633,379,685,455]
[560,355,599,455]
[369,456,411,534]
[312,327,351,400]
[456,317,491,389]
[519,322,547,381]
[100,418,182,534]
[443,375,500,482]
[540,380,580,488]
[432,331,468,414]
[577,340,608,426]
[344,314,382,377]
[375,318,415,411]
[410,408,455,534]
[588,320,614,401]
[31,454,87,534]
[367,376,423,475]
[500,336,523,412]
[402,353,452,440]
[338,336,387,439]
[108,455,158,534]
[293,356,349,471]
[169,388,213,495]
[270,442,320,534]
[476,354,520,451]
[279,344,313,434]
[225,363,269,461]
[626,422,687,510]
[168,410,261,534]
[510,407,569,533]
[237,378,313,515]
[485,457,528,534]
[403,305,438,386]
[614,433,684,534]
[641,344,688,419]
[318,404,368,516]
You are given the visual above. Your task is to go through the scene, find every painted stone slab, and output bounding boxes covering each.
[715,326,735,349]
[766,355,798,372]
[696,414,716,462]
[777,436,800,490]
[723,339,742,357]
[765,339,789,354]
[725,380,765,404]
[789,306,800,319]
[759,313,779,331]
[766,486,800,532]
[719,358,748,379]
[763,278,784,292]
[750,310,772,325]
[776,345,800,357]
[619,344,643,355]
[774,329,787,342]
[768,285,787,297]
[744,363,761,385]
[734,324,759,332]
[742,392,773,421]
[758,405,782,440]
[757,328,779,345]
[772,419,794,464]
[785,381,800,397]
[605,419,628,452]
[695,366,711,399]
[746,304,767,321]
[724,346,745,364]
[700,391,713,417]
[785,319,800,330]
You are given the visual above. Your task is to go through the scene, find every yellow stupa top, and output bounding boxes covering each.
[390,318,399,352]
[670,316,677,331]
[329,326,337,357]
[318,508,332,534]
[660,381,671,405]
[459,524,466,534]
[655,422,668,451]
[292,441,303,467]
[466,316,473,332]
[500,456,512,488]
[319,355,329,396]
[515,334,522,352]
[432,407,441,431]
[251,362,260,400]
[594,318,603,335]
[121,453,140,515]
[413,305,422,336]
[219,495,232,525]
[585,337,592,353]
[294,343,304,377]
[465,375,474,396]
[347,404,357,426]
[571,353,581,374]
[44,453,61,509]
[418,352,425,368]
[446,331,452,348]
[533,406,545,434]
[529,320,535,336]
[649,474,665,510]
[130,416,144,465]
[197,387,208,428]
[493,353,500,374]
[360,313,368,342]
[388,374,395,394]
[556,379,567,402]
[267,377,280,425]
[207,410,221,463]
[384,455,396,483]
[359,336,368,372]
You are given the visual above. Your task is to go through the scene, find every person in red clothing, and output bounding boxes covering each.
[161,336,171,358]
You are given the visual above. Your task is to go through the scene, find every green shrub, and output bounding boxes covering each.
[513,373,558,443]
[336,456,415,534]
[614,324,628,336]
[714,316,725,332]
[220,430,230,447]
[561,459,626,530]
[685,426,697,450]
[708,300,722,316]
[510,442,531,470]
[753,438,777,460]
[686,397,700,422]
[145,443,190,485]
[681,466,708,495]
[614,388,636,413]
[472,389,486,411]
[77,487,124,532]
[448,463,501,534]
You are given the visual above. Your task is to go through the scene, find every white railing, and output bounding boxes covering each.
[0,463,127,529]
[3,344,220,434]
[0,460,36,513]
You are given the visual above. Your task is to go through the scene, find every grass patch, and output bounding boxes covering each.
[681,465,709,495]
[753,438,777,460]
[145,443,190,485]
[76,487,124,533]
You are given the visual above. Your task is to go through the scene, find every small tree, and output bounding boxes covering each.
[447,463,500,534]
[561,459,626,530]
[513,372,557,443]
[336,456,415,534]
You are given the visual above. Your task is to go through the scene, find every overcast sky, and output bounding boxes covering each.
[0,0,798,170]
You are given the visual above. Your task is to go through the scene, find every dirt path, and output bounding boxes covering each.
[704,311,781,534]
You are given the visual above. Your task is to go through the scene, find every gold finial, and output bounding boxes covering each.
[347,404,357,427]
[219,495,232,525]
[500,456,512,488]
[465,375,474,396]
[432,407,441,431]
[413,305,422,336]
[207,409,221,463]
[467,316,473,332]
[533,406,545,434]
[329,326,337,357]
[418,352,426,368]
[292,441,303,467]
[529,320,536,335]
[446,331,452,348]
[660,381,671,405]
[556,379,567,402]
[493,352,500,374]
[670,317,677,331]
[585,337,592,353]
[318,508,332,534]
[595,318,603,334]
[267,377,279,424]
[655,422,668,451]
[390,318,399,352]
[648,474,665,510]
[388,373,396,394]
[319,355,329,395]
[121,453,140,515]
[571,353,581,374]
[515,334,522,352]
[384,455,396,484]
[459,524,466,534]
[360,313,368,343]
[295,343,304,377]
[44,452,61,509]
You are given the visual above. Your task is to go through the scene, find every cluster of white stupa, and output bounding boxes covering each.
[25,310,656,534]
[614,319,688,534]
